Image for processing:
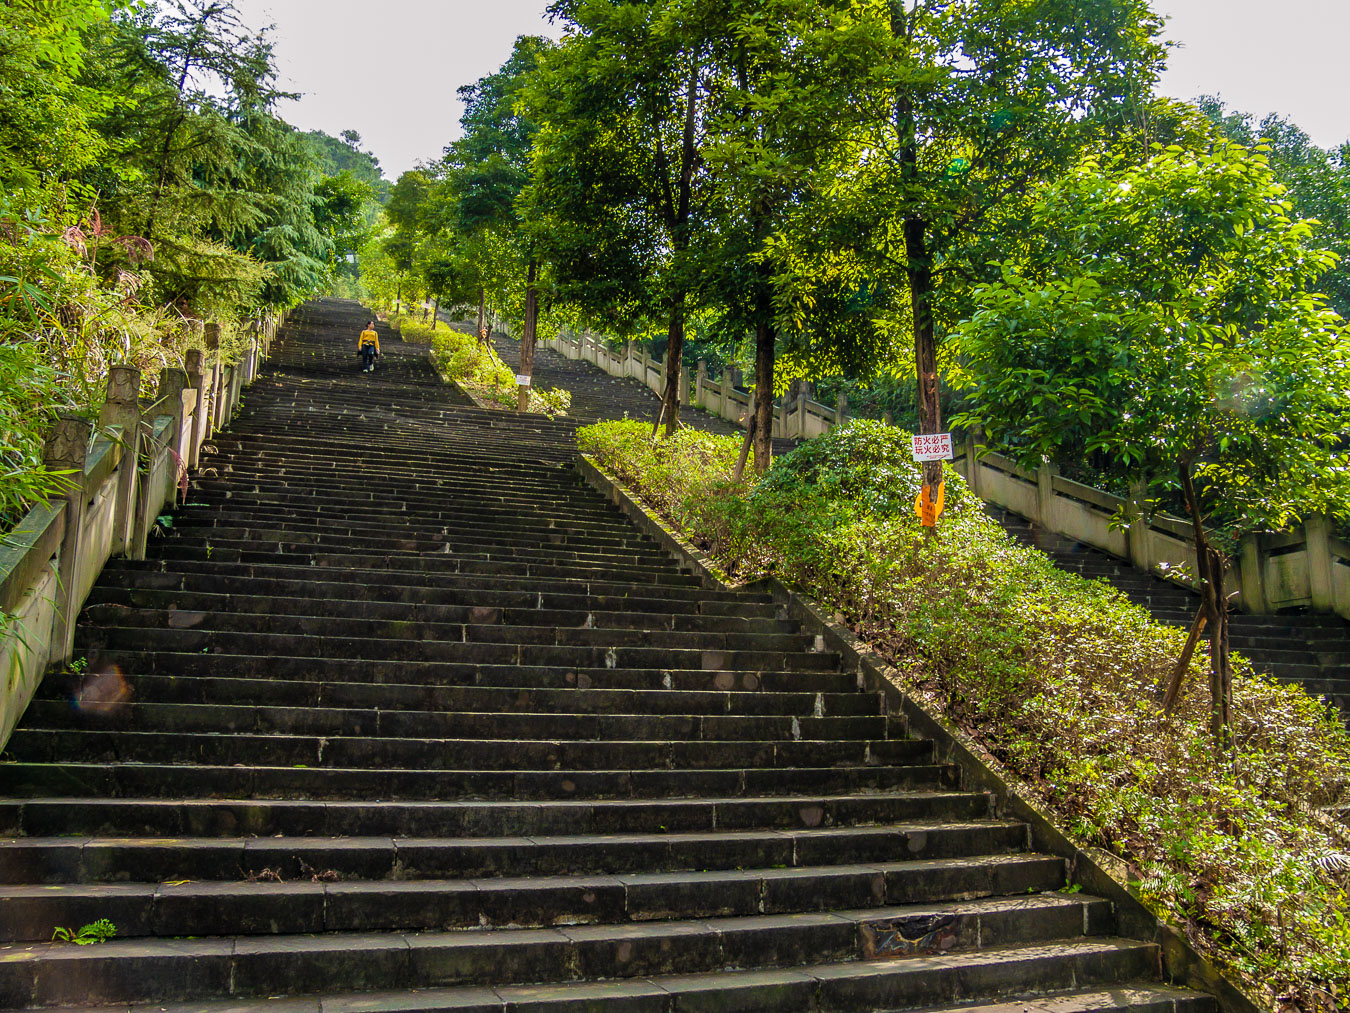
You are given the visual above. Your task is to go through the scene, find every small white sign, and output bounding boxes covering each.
[911,432,954,462]
[515,374,532,387]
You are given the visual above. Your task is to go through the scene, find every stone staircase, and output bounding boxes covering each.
[0,300,1211,1011]
[991,508,1350,717]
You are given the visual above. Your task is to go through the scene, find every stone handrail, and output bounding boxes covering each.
[540,331,843,438]
[0,313,283,750]
[539,330,1350,622]
[954,437,1349,620]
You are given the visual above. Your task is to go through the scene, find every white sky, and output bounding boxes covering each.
[234,0,1349,180]
[1151,0,1350,148]
[232,0,564,178]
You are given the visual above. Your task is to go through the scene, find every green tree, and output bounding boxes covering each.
[953,143,1350,747]
[1198,96,1350,318]
[440,37,549,408]
[811,0,1164,494]
[527,0,714,434]
[0,0,115,198]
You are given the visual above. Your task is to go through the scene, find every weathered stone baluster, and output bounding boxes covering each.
[97,366,142,556]
[43,415,92,664]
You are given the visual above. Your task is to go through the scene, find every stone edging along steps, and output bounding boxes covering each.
[0,298,1229,1012]
[577,455,1264,1013]
[480,319,1350,722]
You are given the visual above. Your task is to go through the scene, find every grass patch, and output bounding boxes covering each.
[386,314,570,417]
[579,417,1350,1013]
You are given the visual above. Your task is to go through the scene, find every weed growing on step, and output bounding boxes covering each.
[51,919,116,945]
[579,417,1350,1012]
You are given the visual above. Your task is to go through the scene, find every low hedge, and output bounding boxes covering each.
[578,417,1350,1013]
[385,314,571,417]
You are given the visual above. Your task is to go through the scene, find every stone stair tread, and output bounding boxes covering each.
[0,820,1034,883]
[0,897,1117,1006]
[0,852,1068,941]
[0,301,1208,1008]
[8,940,1169,1013]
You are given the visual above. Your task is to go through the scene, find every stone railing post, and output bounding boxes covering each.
[796,390,809,438]
[1305,513,1336,612]
[695,360,707,406]
[835,392,848,426]
[720,370,732,420]
[205,322,224,435]
[97,366,142,556]
[157,367,189,507]
[678,364,689,406]
[1035,461,1057,526]
[1239,534,1269,614]
[43,415,92,665]
[1126,480,1151,572]
[185,349,206,469]
[964,430,982,498]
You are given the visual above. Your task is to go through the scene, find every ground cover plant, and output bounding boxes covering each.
[578,417,1350,1013]
[385,312,570,417]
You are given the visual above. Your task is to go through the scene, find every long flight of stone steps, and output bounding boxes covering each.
[478,312,1350,720]
[990,508,1350,717]
[0,299,1211,1012]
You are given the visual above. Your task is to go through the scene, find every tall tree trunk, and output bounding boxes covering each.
[905,215,941,490]
[753,319,775,474]
[477,287,487,345]
[658,298,685,437]
[657,62,701,439]
[431,298,439,331]
[733,392,756,482]
[517,258,539,413]
[1179,460,1233,749]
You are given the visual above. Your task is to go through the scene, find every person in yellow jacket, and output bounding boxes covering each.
[358,321,380,372]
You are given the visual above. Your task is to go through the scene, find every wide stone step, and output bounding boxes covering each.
[73,626,839,671]
[0,895,1117,1006]
[0,820,1033,884]
[67,650,860,693]
[0,759,952,802]
[82,586,795,635]
[17,700,893,742]
[17,974,1207,1013]
[38,672,877,716]
[0,853,1066,942]
[99,558,773,609]
[0,792,991,838]
[76,606,811,653]
[5,730,919,771]
[98,561,747,611]
[147,544,698,585]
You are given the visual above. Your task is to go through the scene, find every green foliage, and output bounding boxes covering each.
[302,129,389,202]
[953,143,1350,551]
[0,0,339,526]
[395,316,572,417]
[581,418,1350,1011]
[51,919,117,945]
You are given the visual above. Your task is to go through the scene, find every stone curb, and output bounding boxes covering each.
[575,452,1266,1013]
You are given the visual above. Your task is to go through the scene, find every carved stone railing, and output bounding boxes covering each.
[0,313,283,750]
[538,330,1350,622]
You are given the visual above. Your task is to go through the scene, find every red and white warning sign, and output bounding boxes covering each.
[910,432,954,462]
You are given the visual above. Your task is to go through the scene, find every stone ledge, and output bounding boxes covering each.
[574,452,1264,1013]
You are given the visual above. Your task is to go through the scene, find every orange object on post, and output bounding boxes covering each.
[914,482,946,527]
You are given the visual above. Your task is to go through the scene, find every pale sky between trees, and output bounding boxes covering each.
[233,0,1350,179]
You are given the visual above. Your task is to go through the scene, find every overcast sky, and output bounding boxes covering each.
[233,0,1349,180]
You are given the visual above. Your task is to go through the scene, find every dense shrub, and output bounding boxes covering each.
[387,314,571,417]
[578,418,1350,1012]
